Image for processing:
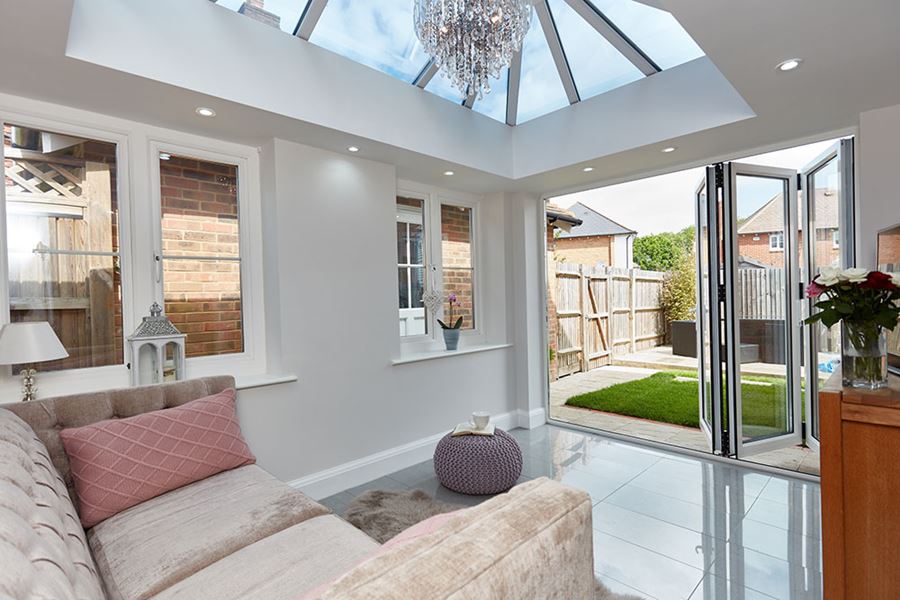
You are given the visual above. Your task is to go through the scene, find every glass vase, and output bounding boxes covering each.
[841,322,888,389]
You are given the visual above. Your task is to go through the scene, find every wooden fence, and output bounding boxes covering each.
[552,263,665,377]
[737,268,787,319]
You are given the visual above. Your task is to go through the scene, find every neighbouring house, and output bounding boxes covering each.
[737,189,841,268]
[549,202,636,269]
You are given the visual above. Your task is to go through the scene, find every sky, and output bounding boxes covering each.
[552,139,840,235]
[216,0,704,125]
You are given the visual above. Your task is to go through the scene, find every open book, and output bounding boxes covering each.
[451,422,496,437]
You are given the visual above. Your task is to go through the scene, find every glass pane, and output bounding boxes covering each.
[164,258,244,357]
[217,0,312,35]
[398,267,410,309]
[548,0,643,99]
[309,0,431,83]
[697,183,713,430]
[425,69,466,104]
[735,175,791,442]
[160,153,243,357]
[441,204,474,330]
[397,197,427,336]
[586,0,704,70]
[517,10,570,124]
[472,70,509,123]
[808,156,842,441]
[4,123,123,371]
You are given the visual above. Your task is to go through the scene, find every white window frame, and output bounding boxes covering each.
[397,180,485,354]
[148,140,266,379]
[396,196,428,338]
[0,110,136,394]
[769,230,785,251]
[0,96,269,398]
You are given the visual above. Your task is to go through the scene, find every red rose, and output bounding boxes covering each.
[861,271,898,290]
[806,281,827,298]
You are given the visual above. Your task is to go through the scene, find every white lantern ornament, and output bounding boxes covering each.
[126,303,186,386]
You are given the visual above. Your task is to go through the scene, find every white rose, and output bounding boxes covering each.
[839,267,869,283]
[815,266,841,286]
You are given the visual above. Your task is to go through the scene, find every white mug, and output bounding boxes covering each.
[472,411,490,429]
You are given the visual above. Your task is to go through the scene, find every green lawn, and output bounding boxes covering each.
[566,370,799,435]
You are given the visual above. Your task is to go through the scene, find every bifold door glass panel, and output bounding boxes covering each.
[159,153,244,358]
[396,197,427,337]
[3,123,123,372]
[734,175,792,443]
[805,153,844,442]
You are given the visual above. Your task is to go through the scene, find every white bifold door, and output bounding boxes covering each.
[695,141,854,459]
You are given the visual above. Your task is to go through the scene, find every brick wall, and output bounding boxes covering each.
[880,229,900,265]
[441,204,474,329]
[553,235,613,268]
[738,231,839,268]
[159,155,243,357]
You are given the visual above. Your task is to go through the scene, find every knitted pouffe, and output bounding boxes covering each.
[433,428,523,495]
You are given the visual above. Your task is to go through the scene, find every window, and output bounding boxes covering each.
[441,204,475,330]
[769,231,784,251]
[396,197,427,336]
[395,187,479,344]
[158,153,244,358]
[832,229,840,249]
[3,123,122,371]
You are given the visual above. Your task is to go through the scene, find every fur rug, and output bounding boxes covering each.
[343,489,643,600]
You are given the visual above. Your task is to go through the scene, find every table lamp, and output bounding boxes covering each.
[0,322,69,402]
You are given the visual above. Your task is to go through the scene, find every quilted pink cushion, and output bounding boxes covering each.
[60,388,255,528]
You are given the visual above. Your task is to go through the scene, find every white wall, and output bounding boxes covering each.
[858,102,900,267]
[236,139,516,489]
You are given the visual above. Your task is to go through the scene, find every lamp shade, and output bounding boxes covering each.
[0,322,69,365]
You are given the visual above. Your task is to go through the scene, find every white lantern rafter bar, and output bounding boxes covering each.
[414,0,533,100]
[126,303,186,386]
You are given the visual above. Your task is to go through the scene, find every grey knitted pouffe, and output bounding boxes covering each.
[433,428,523,495]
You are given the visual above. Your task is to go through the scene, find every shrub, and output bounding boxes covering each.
[660,252,696,341]
[633,227,695,271]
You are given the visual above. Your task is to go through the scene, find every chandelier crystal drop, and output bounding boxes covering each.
[414,0,534,100]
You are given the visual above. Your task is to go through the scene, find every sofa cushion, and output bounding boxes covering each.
[88,464,328,600]
[6,376,235,509]
[151,515,379,600]
[0,408,105,600]
[60,388,254,527]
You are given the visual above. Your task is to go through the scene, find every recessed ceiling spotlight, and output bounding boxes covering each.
[347,146,359,153]
[662,146,677,153]
[776,58,802,72]
[444,170,455,176]
[582,167,594,172]
[195,107,216,117]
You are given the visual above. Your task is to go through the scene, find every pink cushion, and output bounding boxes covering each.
[298,510,463,599]
[59,388,255,528]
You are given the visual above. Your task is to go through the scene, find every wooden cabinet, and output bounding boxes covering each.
[821,371,900,600]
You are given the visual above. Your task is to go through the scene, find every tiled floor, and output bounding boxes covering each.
[550,365,821,476]
[321,424,822,600]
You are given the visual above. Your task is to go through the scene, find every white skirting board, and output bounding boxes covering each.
[288,407,546,500]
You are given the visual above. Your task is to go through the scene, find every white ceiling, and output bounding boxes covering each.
[1,0,899,196]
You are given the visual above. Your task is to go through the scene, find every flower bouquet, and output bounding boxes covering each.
[805,267,900,389]
[437,292,463,350]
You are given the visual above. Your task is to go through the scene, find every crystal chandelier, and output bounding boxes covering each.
[414,0,533,100]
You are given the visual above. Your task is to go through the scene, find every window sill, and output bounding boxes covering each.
[391,343,512,366]
[235,373,298,390]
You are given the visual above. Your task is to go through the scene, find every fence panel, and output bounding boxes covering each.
[552,263,665,377]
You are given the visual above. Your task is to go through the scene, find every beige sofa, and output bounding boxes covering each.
[0,377,595,599]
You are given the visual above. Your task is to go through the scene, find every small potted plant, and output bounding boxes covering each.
[805,267,900,389]
[438,292,463,350]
